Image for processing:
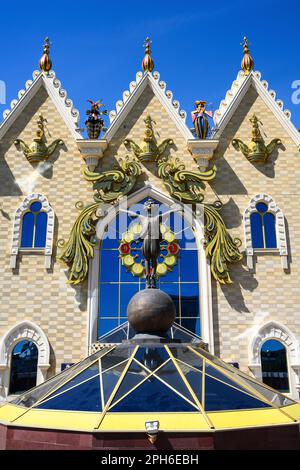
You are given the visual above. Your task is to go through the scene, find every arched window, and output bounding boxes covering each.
[250,202,276,249]
[260,340,289,392]
[11,193,55,269]
[244,194,288,269]
[98,198,200,338]
[21,201,48,249]
[9,340,38,394]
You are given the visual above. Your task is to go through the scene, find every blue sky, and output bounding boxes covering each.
[0,0,299,135]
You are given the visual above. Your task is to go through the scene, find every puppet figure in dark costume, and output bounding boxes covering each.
[120,199,180,288]
[191,100,213,139]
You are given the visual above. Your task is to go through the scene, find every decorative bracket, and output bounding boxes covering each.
[76,139,108,171]
[187,139,218,171]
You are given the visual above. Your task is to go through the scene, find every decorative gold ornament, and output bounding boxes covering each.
[232,114,282,164]
[82,156,142,203]
[204,202,242,284]
[142,37,154,73]
[58,202,99,284]
[241,36,254,75]
[157,155,216,203]
[119,222,180,278]
[14,114,64,164]
[124,115,173,162]
[39,37,52,73]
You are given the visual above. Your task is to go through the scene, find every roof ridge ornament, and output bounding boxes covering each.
[39,37,52,73]
[241,36,254,75]
[142,37,154,73]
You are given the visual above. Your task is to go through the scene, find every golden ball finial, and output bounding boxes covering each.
[241,36,254,75]
[39,37,52,73]
[142,37,154,73]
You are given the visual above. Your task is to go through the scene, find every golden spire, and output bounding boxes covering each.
[241,36,254,75]
[39,37,52,73]
[142,37,154,73]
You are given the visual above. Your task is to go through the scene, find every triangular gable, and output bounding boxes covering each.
[104,70,194,142]
[0,70,82,140]
[213,70,300,147]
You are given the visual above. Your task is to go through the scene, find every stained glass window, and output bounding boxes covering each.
[20,201,48,249]
[261,340,289,392]
[9,340,38,394]
[250,202,276,249]
[98,199,200,338]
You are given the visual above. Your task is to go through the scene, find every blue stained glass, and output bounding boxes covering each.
[30,201,42,212]
[180,251,198,281]
[110,376,197,412]
[205,375,270,411]
[98,318,119,336]
[181,318,199,334]
[160,259,179,282]
[99,284,119,316]
[37,375,102,412]
[251,212,264,248]
[21,212,34,248]
[256,202,268,213]
[180,226,197,248]
[264,213,277,248]
[100,250,119,282]
[120,284,139,316]
[101,235,119,249]
[181,283,199,318]
[34,212,47,248]
[120,264,137,282]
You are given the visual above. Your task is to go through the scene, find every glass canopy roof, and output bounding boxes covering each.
[2,334,299,433]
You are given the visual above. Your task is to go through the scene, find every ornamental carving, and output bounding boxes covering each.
[14,114,64,164]
[232,114,281,164]
[82,156,142,203]
[124,115,173,162]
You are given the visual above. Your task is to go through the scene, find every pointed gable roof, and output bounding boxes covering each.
[213,70,300,147]
[104,70,194,142]
[0,70,82,140]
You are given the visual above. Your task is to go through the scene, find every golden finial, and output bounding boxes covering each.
[39,37,52,73]
[142,37,154,73]
[241,36,254,75]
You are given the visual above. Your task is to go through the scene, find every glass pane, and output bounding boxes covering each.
[180,251,198,282]
[98,323,128,343]
[134,346,169,370]
[99,284,118,317]
[102,367,125,405]
[100,345,135,372]
[256,202,268,213]
[120,284,139,316]
[9,341,38,394]
[251,212,264,248]
[168,346,204,371]
[13,347,112,407]
[34,212,47,248]
[21,212,34,248]
[180,226,197,249]
[261,340,289,392]
[160,284,179,316]
[264,213,277,249]
[98,318,119,337]
[176,361,203,404]
[100,250,119,282]
[205,375,270,411]
[37,375,102,412]
[171,323,201,343]
[42,362,100,399]
[30,201,42,212]
[111,360,149,403]
[110,376,197,412]
[205,364,248,394]
[155,360,197,406]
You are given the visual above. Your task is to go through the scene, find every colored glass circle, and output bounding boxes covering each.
[164,255,176,267]
[123,255,134,267]
[168,242,179,255]
[157,263,168,275]
[120,243,131,255]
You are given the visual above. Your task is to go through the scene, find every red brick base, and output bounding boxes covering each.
[0,423,299,450]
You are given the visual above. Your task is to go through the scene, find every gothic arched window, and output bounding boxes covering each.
[98,199,200,338]
[21,201,48,249]
[260,339,289,392]
[250,202,276,249]
[9,340,38,394]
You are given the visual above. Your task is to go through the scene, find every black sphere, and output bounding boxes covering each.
[127,289,176,333]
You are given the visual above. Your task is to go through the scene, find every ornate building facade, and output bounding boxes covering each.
[0,37,300,405]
